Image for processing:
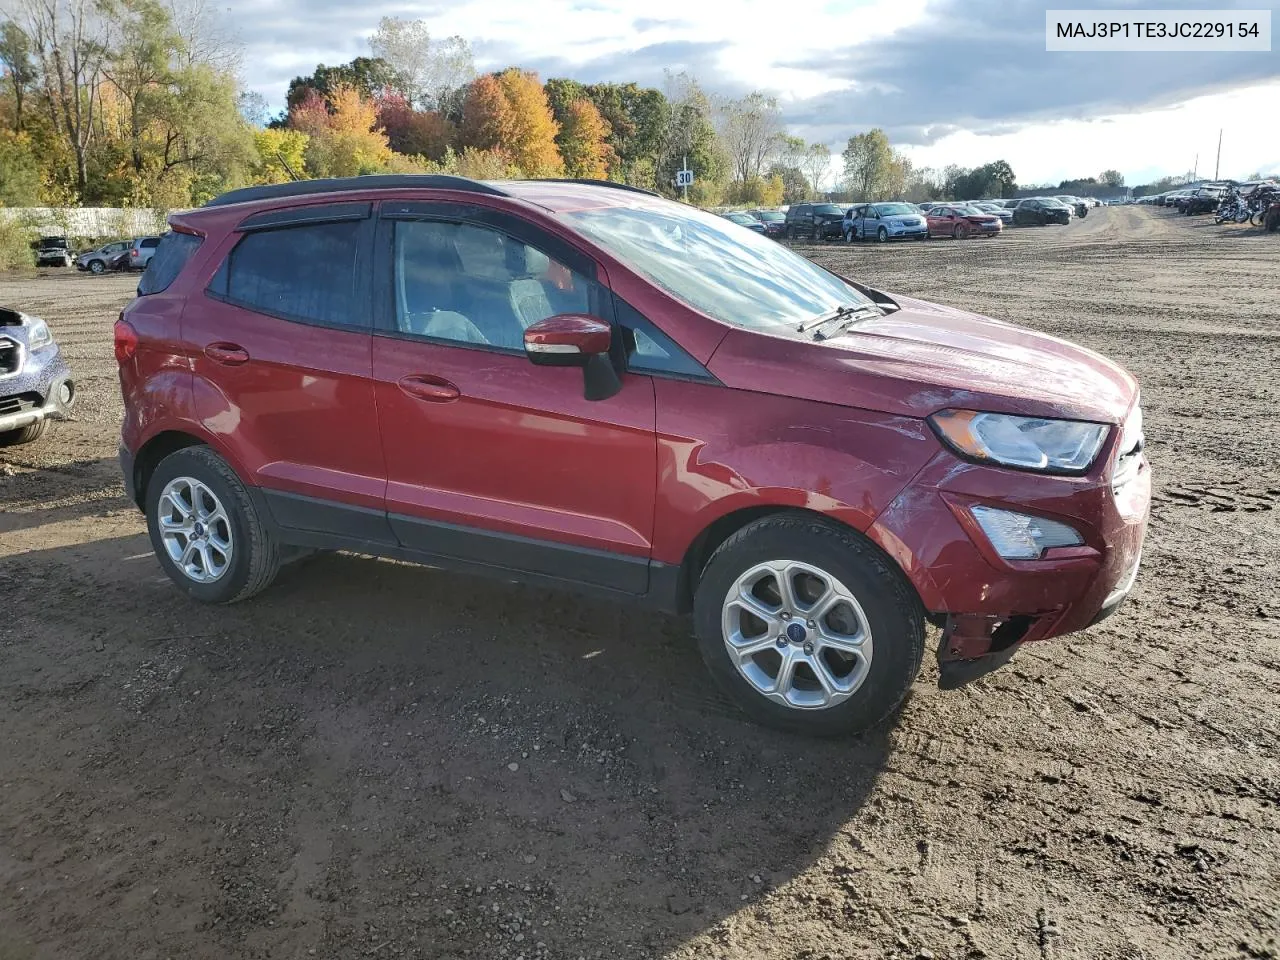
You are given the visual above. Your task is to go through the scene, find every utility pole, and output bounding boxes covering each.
[682,153,688,202]
[1214,128,1223,180]
[1192,153,1198,181]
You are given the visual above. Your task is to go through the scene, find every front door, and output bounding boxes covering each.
[369,209,658,594]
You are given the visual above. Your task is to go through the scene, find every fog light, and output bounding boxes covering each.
[59,381,74,405]
[970,505,1083,560]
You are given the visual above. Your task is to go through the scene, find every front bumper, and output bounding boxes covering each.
[866,438,1151,684]
[0,343,75,434]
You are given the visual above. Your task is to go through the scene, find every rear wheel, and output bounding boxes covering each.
[146,445,282,603]
[0,419,48,447]
[693,513,925,737]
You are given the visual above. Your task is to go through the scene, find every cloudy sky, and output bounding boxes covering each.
[232,0,1280,185]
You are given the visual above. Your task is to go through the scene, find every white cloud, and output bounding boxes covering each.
[226,0,1276,185]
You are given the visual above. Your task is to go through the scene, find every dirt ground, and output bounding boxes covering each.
[2,206,1278,960]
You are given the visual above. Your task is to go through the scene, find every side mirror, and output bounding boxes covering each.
[523,314,621,401]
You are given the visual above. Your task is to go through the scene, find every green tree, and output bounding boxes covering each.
[0,22,37,132]
[1099,168,1125,187]
[250,127,307,183]
[0,130,42,203]
[768,162,809,204]
[558,98,612,178]
[803,142,830,197]
[717,91,781,184]
[660,71,726,198]
[841,129,893,200]
[286,57,399,110]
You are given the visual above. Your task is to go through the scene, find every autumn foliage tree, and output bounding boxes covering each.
[295,83,392,178]
[558,98,612,178]
[496,69,561,176]
[376,90,451,160]
[459,74,514,152]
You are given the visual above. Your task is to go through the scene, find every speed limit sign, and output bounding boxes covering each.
[675,169,694,187]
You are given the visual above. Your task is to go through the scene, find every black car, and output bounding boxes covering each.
[1012,199,1070,226]
[784,202,846,241]
[1183,187,1225,215]
[34,236,73,267]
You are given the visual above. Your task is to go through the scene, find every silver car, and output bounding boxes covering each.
[76,240,132,274]
[128,236,162,270]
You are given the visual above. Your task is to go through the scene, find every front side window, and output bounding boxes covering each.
[209,220,362,327]
[393,220,601,351]
[560,199,873,337]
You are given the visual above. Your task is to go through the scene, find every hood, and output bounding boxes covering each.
[707,294,1138,424]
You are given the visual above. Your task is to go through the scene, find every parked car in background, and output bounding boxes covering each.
[76,240,133,274]
[1012,198,1071,226]
[722,211,766,234]
[1054,196,1089,218]
[0,306,75,446]
[971,201,1014,224]
[926,204,1003,238]
[748,209,787,238]
[35,237,73,267]
[115,175,1149,736]
[1184,186,1225,215]
[917,201,943,212]
[843,202,928,242]
[785,202,846,241]
[128,236,162,270]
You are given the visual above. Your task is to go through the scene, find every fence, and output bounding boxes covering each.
[0,207,174,239]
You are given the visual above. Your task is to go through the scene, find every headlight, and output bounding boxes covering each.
[25,314,53,350]
[970,505,1084,559]
[930,409,1108,473]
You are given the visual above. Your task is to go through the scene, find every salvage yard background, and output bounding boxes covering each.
[2,205,1278,960]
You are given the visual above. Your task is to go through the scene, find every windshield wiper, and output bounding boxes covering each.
[797,303,883,339]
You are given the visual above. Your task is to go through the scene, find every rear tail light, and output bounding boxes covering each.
[114,317,139,364]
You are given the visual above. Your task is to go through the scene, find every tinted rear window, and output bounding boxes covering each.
[813,204,843,215]
[209,220,362,328]
[138,232,202,296]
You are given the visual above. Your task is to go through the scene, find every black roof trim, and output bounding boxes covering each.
[204,175,511,208]
[524,178,661,198]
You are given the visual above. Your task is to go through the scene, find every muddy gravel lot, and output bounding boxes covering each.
[2,206,1278,960]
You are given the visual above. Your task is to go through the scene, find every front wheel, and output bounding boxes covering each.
[146,445,282,603]
[693,514,925,736]
[89,259,106,274]
[0,419,48,447]
[876,226,888,243]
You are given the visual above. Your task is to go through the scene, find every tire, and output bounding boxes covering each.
[692,513,925,737]
[146,445,282,604]
[876,226,888,243]
[811,225,821,242]
[0,419,48,447]
[89,259,105,274]
[785,225,796,240]
[951,224,963,240]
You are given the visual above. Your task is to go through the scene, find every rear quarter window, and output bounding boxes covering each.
[137,232,203,296]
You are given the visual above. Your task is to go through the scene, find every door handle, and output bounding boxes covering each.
[205,342,250,365]
[398,375,460,403]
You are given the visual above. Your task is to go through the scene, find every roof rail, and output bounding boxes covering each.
[204,174,511,208]
[525,178,661,198]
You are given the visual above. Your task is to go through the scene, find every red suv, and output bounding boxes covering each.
[116,176,1150,736]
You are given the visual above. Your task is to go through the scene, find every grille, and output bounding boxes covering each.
[0,392,41,415]
[0,337,19,376]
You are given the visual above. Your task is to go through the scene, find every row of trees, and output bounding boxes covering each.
[0,2,841,209]
[0,1,1159,212]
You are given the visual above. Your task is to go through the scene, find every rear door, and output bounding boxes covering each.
[187,202,393,542]
[369,202,658,594]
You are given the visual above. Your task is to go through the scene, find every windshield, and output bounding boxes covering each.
[755,211,784,221]
[873,203,917,216]
[561,201,873,335]
[725,213,755,224]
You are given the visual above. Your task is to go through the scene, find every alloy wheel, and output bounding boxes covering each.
[157,476,234,583]
[720,560,874,710]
